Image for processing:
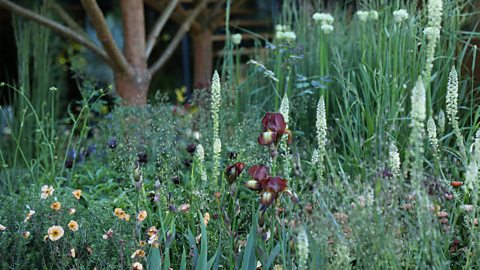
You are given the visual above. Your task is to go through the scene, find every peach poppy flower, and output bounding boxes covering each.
[68,220,79,232]
[137,210,147,222]
[132,262,143,270]
[24,210,36,222]
[130,249,145,259]
[48,226,64,241]
[72,189,82,200]
[41,185,54,199]
[51,202,61,211]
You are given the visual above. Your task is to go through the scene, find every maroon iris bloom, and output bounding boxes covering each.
[258,113,292,146]
[225,162,246,184]
[244,164,294,207]
[248,165,269,181]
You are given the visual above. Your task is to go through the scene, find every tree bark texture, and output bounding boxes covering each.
[192,29,213,89]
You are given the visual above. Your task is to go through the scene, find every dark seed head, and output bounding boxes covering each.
[64,159,74,169]
[183,159,192,168]
[228,151,238,160]
[107,137,118,149]
[172,175,181,185]
[186,144,196,154]
[137,152,148,166]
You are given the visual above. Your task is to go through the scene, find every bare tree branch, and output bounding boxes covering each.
[207,0,226,27]
[145,0,179,58]
[211,0,247,29]
[144,0,201,33]
[80,0,133,76]
[46,0,89,39]
[0,0,109,63]
[148,0,209,76]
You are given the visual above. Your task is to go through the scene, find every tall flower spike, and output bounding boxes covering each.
[211,71,222,184]
[427,117,439,155]
[196,144,207,182]
[280,93,290,125]
[297,228,309,270]
[315,96,327,180]
[389,142,401,178]
[422,0,443,84]
[446,66,458,126]
[446,66,467,161]
[409,77,426,186]
[279,93,291,175]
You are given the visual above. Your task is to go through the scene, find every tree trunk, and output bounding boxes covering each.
[119,0,149,105]
[115,73,150,105]
[192,29,213,89]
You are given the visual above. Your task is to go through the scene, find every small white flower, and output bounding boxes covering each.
[275,24,285,32]
[232,33,242,45]
[282,31,297,41]
[312,12,334,24]
[275,31,285,40]
[356,11,369,22]
[321,24,334,34]
[369,10,379,20]
[393,9,409,23]
[461,204,474,212]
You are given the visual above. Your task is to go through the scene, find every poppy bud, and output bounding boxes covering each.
[450,181,463,187]
[133,165,142,182]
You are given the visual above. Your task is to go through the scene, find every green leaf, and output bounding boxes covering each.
[187,229,198,265]
[147,247,162,270]
[180,247,187,270]
[242,214,257,270]
[162,248,170,270]
[266,243,281,269]
[195,215,208,270]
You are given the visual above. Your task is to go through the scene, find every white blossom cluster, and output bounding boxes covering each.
[275,25,296,42]
[231,33,242,45]
[393,9,409,23]
[312,12,334,34]
[356,10,378,22]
